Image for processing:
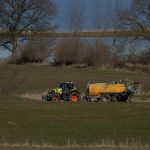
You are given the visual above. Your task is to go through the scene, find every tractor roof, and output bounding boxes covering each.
[60,82,74,84]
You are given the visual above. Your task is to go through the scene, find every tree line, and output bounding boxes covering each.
[0,0,150,67]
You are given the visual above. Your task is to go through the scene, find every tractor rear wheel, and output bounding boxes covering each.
[69,92,80,102]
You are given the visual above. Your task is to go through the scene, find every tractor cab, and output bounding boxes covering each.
[59,82,78,100]
[59,82,75,93]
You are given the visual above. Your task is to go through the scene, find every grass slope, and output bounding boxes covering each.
[0,64,150,94]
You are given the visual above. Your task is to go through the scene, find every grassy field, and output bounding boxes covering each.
[0,99,150,149]
[0,64,150,150]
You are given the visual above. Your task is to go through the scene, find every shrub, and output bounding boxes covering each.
[17,38,53,64]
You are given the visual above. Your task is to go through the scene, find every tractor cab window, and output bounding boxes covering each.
[59,83,74,91]
[67,84,74,90]
[59,83,65,89]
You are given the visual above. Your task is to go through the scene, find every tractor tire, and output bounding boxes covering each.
[126,95,132,102]
[51,94,60,102]
[112,94,122,102]
[101,94,111,102]
[69,92,80,102]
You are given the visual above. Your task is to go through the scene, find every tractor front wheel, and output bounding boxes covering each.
[51,94,60,102]
[69,92,80,102]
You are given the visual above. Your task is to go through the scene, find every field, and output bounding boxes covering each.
[0,64,150,150]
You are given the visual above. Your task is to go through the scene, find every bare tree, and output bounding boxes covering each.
[139,49,150,64]
[110,0,126,63]
[0,0,56,63]
[93,0,103,62]
[55,38,84,65]
[120,0,150,41]
[92,0,110,66]
[55,0,85,65]
[67,0,84,33]
[126,40,141,64]
[94,0,104,31]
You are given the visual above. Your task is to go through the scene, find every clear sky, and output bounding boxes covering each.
[53,0,131,31]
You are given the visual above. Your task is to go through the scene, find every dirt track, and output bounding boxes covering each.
[22,92,47,100]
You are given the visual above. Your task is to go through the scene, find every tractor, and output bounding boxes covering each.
[42,82,80,102]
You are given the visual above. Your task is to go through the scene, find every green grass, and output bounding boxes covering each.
[0,64,150,149]
[0,145,150,150]
[1,146,150,150]
[0,99,150,146]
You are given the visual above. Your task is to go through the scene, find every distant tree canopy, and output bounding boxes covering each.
[120,0,150,41]
[0,0,56,63]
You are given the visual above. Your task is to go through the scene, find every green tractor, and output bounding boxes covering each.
[42,82,81,102]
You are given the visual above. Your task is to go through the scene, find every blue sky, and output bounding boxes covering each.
[53,0,131,31]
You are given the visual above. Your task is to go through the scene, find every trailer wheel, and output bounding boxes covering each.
[126,95,132,102]
[112,94,122,102]
[69,92,80,102]
[101,94,111,102]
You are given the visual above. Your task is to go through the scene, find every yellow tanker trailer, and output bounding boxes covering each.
[84,81,134,102]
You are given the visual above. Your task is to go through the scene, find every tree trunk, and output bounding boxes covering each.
[11,33,18,63]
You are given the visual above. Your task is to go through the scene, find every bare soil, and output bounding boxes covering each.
[21,91,47,100]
